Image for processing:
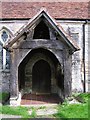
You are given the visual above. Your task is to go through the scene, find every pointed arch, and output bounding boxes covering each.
[0,26,13,70]
[0,26,13,37]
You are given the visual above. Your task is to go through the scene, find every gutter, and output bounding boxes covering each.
[82,20,88,93]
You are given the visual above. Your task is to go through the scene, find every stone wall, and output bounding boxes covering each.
[59,21,84,92]
[1,71,10,92]
[0,44,10,93]
[10,40,66,98]
[87,23,90,92]
[0,19,89,93]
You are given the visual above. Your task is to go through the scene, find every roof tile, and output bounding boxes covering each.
[1,2,89,19]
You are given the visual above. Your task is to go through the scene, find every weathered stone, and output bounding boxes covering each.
[0,9,89,106]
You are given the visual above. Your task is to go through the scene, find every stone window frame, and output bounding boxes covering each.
[0,27,13,70]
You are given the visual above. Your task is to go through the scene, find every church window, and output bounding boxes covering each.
[0,27,12,70]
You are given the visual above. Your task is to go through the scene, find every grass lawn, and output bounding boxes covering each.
[0,106,36,118]
[54,102,88,118]
[0,92,9,103]
[54,93,89,119]
[0,93,89,119]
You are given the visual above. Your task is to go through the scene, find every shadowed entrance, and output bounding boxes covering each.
[32,60,51,94]
[19,48,64,104]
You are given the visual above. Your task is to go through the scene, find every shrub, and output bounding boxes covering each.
[0,92,10,104]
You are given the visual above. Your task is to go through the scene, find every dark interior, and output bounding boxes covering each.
[33,20,50,39]
[32,59,51,93]
[18,48,64,93]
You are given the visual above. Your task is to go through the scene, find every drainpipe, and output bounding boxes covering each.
[82,20,88,93]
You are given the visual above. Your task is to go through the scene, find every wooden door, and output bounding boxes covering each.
[32,60,51,94]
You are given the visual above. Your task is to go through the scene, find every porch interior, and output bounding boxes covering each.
[21,93,62,105]
[18,48,64,105]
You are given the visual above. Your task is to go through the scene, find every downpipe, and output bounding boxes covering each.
[82,20,88,93]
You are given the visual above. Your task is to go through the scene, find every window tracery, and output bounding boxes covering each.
[0,27,12,70]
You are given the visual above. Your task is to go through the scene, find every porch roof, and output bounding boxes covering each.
[4,8,80,52]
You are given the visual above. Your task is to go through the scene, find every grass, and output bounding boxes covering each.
[31,107,37,118]
[0,92,9,104]
[54,93,89,119]
[0,105,33,118]
[54,102,88,118]
[0,93,89,119]
[76,93,89,102]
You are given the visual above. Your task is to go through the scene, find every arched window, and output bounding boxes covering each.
[0,27,13,70]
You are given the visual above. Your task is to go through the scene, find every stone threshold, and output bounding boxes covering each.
[20,103,58,107]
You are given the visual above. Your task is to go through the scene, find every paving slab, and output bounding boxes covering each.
[28,105,58,116]
[36,108,57,116]
[0,114,21,119]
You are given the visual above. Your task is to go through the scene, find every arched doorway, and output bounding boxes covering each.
[32,59,51,94]
[18,48,64,97]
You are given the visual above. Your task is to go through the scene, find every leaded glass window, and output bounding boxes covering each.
[1,31,8,42]
[6,51,10,69]
[0,28,12,70]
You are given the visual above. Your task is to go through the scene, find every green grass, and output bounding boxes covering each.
[31,108,37,118]
[0,92,9,103]
[54,93,89,119]
[0,105,30,118]
[0,105,38,118]
[0,93,89,119]
[77,92,90,102]
[54,103,88,118]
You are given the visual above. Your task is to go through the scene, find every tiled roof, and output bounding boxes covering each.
[4,8,79,52]
[1,2,89,19]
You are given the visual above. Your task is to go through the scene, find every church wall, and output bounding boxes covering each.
[58,20,89,92]
[0,21,27,94]
[87,23,90,92]
[0,19,89,94]
[59,21,83,92]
